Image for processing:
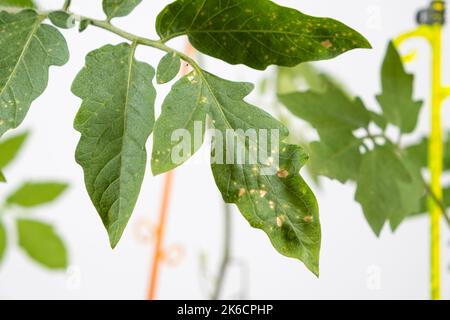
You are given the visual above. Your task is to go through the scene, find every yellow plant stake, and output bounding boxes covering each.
[395,0,449,300]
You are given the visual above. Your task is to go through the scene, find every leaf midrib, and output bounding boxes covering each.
[110,44,137,242]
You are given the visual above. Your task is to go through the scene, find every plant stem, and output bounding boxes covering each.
[210,202,232,300]
[69,15,201,73]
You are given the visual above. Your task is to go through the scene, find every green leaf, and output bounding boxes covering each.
[355,145,422,235]
[0,221,6,263]
[279,77,371,132]
[0,10,69,138]
[72,44,156,248]
[0,131,29,169]
[103,0,142,20]
[0,170,5,182]
[17,219,67,269]
[79,18,91,32]
[0,0,35,8]
[376,42,423,134]
[369,111,388,131]
[153,69,321,274]
[156,53,181,84]
[309,128,362,183]
[390,158,424,230]
[156,0,371,70]
[7,182,68,207]
[404,134,450,170]
[48,10,75,29]
[152,73,208,175]
[276,64,328,95]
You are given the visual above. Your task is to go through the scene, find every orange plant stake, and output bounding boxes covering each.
[147,42,195,300]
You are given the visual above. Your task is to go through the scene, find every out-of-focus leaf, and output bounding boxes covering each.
[6,182,68,207]
[0,131,29,169]
[355,145,422,235]
[277,64,328,95]
[279,77,371,132]
[309,128,362,183]
[404,134,450,170]
[0,0,35,8]
[376,42,423,134]
[17,219,67,269]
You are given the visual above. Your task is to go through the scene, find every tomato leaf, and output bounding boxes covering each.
[309,128,362,183]
[152,72,208,175]
[156,0,371,70]
[279,77,371,132]
[103,0,142,20]
[17,219,67,269]
[0,0,35,8]
[72,44,156,248]
[355,145,422,235]
[48,10,76,29]
[0,131,29,169]
[6,182,68,207]
[376,42,423,133]
[157,53,181,84]
[0,10,69,138]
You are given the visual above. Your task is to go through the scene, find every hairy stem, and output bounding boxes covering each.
[69,14,201,73]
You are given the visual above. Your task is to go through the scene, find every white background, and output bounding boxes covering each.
[0,0,449,299]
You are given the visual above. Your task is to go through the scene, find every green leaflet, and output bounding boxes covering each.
[0,221,6,263]
[309,128,362,183]
[207,70,321,274]
[79,18,91,33]
[278,77,371,132]
[277,42,427,234]
[0,0,35,8]
[156,0,371,70]
[152,72,208,175]
[17,219,67,269]
[0,10,69,138]
[278,80,369,184]
[354,145,419,235]
[376,42,423,133]
[276,64,330,95]
[103,0,142,19]
[48,10,76,29]
[404,134,450,170]
[156,53,181,84]
[212,142,320,275]
[72,44,156,248]
[153,70,321,274]
[6,182,68,207]
[0,131,29,168]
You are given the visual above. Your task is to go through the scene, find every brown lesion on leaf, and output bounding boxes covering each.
[277,169,289,178]
[321,40,333,49]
